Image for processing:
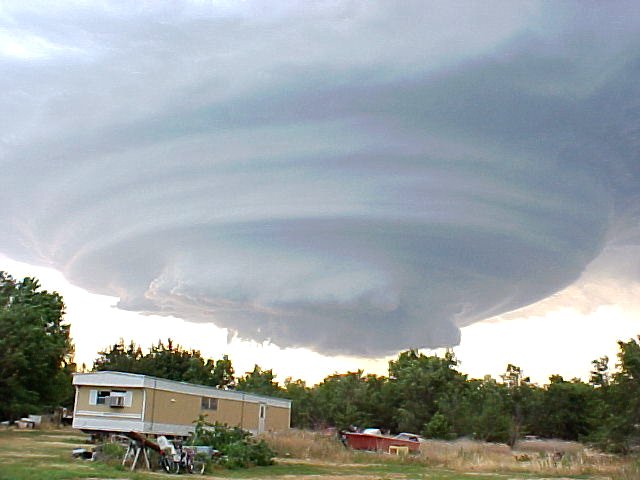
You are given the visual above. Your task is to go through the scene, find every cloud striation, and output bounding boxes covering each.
[1,1,640,355]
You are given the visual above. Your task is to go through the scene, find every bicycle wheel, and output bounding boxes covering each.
[184,456,194,474]
[192,459,206,475]
[161,456,180,474]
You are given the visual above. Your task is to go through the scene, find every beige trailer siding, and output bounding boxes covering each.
[144,388,275,431]
[211,398,244,426]
[144,388,199,426]
[240,401,259,431]
[72,385,146,433]
[265,405,290,431]
[75,385,144,414]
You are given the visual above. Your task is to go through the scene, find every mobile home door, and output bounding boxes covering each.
[258,403,266,433]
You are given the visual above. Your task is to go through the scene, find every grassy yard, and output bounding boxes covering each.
[0,428,635,480]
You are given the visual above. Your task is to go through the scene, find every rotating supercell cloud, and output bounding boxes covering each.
[1,1,640,355]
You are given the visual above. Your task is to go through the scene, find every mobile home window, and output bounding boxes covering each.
[89,389,132,407]
[201,397,218,410]
[96,390,111,405]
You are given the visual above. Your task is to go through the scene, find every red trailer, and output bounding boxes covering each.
[341,431,422,453]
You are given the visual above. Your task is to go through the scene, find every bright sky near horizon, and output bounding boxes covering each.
[2,254,638,386]
[2,1,640,385]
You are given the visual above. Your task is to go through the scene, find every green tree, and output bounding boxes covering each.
[388,350,466,433]
[237,365,283,397]
[213,355,235,389]
[363,373,396,430]
[312,371,385,430]
[436,378,481,438]
[94,339,144,373]
[595,337,640,452]
[422,412,453,439]
[0,272,75,419]
[533,375,598,441]
[94,338,235,388]
[282,377,314,429]
[500,364,537,445]
[589,356,610,388]
[473,378,512,443]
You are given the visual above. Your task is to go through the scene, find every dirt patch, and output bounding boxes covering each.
[465,474,507,477]
[279,477,385,480]
[36,440,85,447]
[212,477,385,480]
[275,457,380,468]
[39,434,87,441]
[48,463,86,468]
[0,452,56,458]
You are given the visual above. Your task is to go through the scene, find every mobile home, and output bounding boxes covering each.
[72,371,291,436]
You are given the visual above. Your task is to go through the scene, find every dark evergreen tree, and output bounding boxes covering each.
[283,377,315,429]
[312,371,384,430]
[388,350,466,434]
[236,365,283,397]
[94,338,235,388]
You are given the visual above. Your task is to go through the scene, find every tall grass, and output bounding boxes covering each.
[414,437,623,475]
[262,429,355,464]
[262,429,637,478]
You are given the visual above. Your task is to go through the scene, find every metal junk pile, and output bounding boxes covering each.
[121,431,216,474]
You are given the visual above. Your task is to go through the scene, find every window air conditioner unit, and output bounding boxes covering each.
[108,395,126,408]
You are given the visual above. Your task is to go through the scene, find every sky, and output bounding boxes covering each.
[2,1,640,385]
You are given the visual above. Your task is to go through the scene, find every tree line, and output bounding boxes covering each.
[95,337,640,453]
[1,271,639,453]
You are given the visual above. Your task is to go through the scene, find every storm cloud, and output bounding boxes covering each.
[1,1,640,355]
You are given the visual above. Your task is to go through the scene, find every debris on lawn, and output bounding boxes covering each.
[72,447,95,460]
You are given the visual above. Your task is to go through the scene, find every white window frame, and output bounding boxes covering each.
[89,389,132,407]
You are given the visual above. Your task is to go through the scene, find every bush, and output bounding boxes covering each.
[422,412,453,439]
[188,415,275,468]
[93,441,125,465]
[100,442,125,458]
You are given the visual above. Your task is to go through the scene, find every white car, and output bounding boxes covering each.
[393,432,425,442]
